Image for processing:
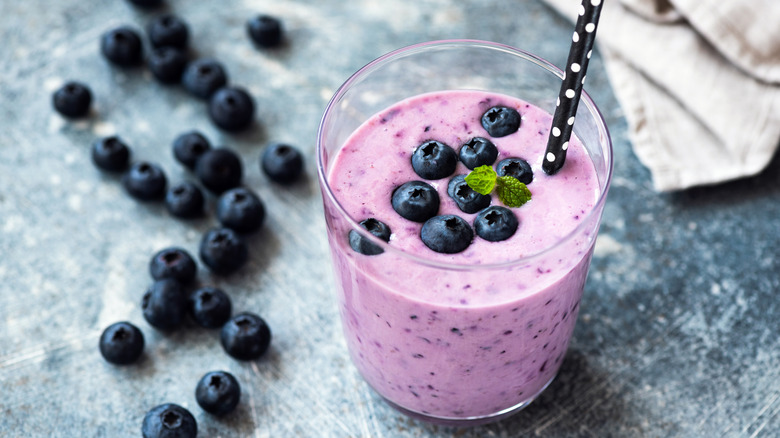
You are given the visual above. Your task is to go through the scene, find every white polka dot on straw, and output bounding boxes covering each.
[552,127,561,137]
[565,89,575,98]
[573,32,580,43]
[571,63,581,72]
[586,23,596,33]
[568,116,575,125]
[546,152,556,162]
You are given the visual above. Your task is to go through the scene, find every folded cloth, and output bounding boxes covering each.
[541,0,780,191]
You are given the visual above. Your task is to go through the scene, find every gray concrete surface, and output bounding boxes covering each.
[1,0,779,437]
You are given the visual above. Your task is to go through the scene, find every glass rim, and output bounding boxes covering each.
[316,39,613,271]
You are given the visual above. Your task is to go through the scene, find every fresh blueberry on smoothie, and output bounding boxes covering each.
[481,105,521,137]
[391,181,440,223]
[411,140,458,180]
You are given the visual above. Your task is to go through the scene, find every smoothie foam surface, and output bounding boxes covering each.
[326,90,600,306]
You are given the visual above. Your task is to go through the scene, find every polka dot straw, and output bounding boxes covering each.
[542,0,604,175]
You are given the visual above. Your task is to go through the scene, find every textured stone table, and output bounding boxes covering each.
[2,1,779,437]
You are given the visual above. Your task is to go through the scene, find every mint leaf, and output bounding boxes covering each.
[464,165,497,195]
[495,176,532,207]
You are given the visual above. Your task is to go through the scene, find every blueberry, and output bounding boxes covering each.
[147,14,189,49]
[52,81,92,118]
[247,15,284,48]
[195,371,241,416]
[481,106,521,138]
[348,218,391,256]
[420,215,473,254]
[411,140,457,180]
[216,187,265,234]
[100,26,143,67]
[220,312,272,360]
[496,157,533,184]
[447,175,491,214]
[99,321,144,365]
[142,279,187,331]
[182,58,228,99]
[474,206,518,242]
[142,403,197,438]
[122,161,167,201]
[208,86,255,132]
[149,247,197,284]
[189,287,232,329]
[195,148,243,194]
[459,137,498,170]
[391,181,440,223]
[91,136,131,172]
[127,0,163,7]
[199,227,249,274]
[147,47,187,84]
[165,181,205,218]
[261,143,304,184]
[172,131,211,170]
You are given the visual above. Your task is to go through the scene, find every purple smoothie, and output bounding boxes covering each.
[322,90,601,420]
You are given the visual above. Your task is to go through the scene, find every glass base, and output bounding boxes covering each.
[379,373,557,427]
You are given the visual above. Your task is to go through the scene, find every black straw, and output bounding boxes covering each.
[543,0,604,175]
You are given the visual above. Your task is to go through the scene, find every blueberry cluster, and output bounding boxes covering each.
[351,105,530,256]
[67,3,298,437]
[99,246,272,436]
[54,8,286,131]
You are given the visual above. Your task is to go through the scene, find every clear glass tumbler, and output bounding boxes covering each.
[317,40,612,426]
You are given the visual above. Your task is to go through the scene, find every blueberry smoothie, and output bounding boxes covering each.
[321,88,603,422]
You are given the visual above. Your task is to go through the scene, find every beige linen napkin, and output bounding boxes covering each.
[541,0,780,191]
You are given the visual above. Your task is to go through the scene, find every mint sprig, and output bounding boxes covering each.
[464,165,531,208]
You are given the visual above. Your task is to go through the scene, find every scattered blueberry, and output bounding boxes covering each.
[220,312,272,360]
[447,175,491,214]
[147,14,189,49]
[182,58,228,99]
[411,140,457,180]
[91,136,131,172]
[52,81,92,118]
[101,26,143,67]
[261,143,304,184]
[348,218,391,256]
[122,161,167,201]
[142,279,187,331]
[165,181,205,218]
[208,86,255,132]
[391,181,440,223]
[481,106,521,138]
[474,206,518,242]
[172,131,211,170]
[189,287,232,329]
[216,187,266,234]
[142,403,197,438]
[459,137,498,170]
[195,371,241,416]
[149,247,197,284]
[199,227,249,274]
[195,148,243,194]
[147,47,188,84]
[496,157,533,184]
[420,215,473,254]
[99,321,144,365]
[247,15,284,48]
